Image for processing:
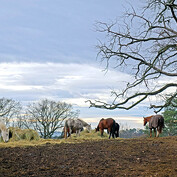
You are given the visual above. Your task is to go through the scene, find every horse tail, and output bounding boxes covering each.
[110,120,116,138]
[64,120,68,139]
[158,116,165,134]
[158,116,165,127]
[117,123,120,137]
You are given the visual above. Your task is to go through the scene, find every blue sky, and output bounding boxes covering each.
[0,0,155,129]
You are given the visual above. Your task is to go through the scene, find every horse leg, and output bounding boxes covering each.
[157,130,160,137]
[157,127,161,137]
[108,131,111,139]
[117,131,119,138]
[69,127,72,138]
[64,126,67,139]
[76,129,79,137]
[154,128,156,137]
[100,129,103,137]
[150,129,152,138]
[108,128,111,139]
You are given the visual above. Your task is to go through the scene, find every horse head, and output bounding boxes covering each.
[86,124,91,132]
[143,117,148,126]
[95,126,99,132]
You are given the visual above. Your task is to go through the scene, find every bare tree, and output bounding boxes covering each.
[0,98,21,126]
[24,99,79,139]
[88,0,177,113]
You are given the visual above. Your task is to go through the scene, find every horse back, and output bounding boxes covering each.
[106,118,115,127]
[99,118,114,129]
[157,115,164,128]
[149,115,164,129]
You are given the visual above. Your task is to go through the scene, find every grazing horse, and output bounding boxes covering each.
[144,115,164,137]
[0,121,9,143]
[107,122,120,138]
[96,118,116,139]
[64,118,91,139]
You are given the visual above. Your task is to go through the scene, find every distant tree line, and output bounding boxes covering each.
[0,98,79,139]
[0,97,176,139]
[120,128,145,138]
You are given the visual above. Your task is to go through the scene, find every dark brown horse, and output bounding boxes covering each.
[144,115,164,137]
[96,118,116,139]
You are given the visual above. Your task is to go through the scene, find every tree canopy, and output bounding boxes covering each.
[0,98,21,126]
[88,0,177,113]
[16,99,79,139]
[23,99,79,139]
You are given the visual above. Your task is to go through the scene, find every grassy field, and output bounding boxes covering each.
[0,129,109,148]
[0,132,177,176]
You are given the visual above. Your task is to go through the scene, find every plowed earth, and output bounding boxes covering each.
[0,136,177,177]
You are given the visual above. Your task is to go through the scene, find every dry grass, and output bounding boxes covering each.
[9,127,40,141]
[0,129,110,148]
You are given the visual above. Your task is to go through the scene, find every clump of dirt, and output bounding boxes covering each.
[0,136,177,177]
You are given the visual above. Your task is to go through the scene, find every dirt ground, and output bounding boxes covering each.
[0,136,177,177]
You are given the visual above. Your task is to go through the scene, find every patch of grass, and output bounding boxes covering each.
[0,129,112,148]
[9,127,40,141]
[69,129,109,140]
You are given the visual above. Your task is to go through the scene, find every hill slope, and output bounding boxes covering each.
[0,136,177,176]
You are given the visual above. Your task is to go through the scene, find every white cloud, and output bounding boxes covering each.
[1,62,173,129]
[0,62,131,105]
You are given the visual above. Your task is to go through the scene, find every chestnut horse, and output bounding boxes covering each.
[96,118,116,139]
[144,115,164,137]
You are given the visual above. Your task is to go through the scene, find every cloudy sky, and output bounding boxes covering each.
[0,0,155,129]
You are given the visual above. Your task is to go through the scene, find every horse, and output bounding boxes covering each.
[64,118,91,139]
[106,122,120,138]
[144,115,164,137]
[96,118,116,139]
[0,121,9,143]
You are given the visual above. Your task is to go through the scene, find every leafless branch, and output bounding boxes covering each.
[89,0,177,113]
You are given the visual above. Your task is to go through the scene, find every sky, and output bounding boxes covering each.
[0,0,156,129]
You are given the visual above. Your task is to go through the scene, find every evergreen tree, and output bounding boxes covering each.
[163,99,177,136]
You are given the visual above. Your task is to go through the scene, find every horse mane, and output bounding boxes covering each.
[144,115,153,122]
[77,119,89,126]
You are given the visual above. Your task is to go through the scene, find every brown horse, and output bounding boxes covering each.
[144,115,164,137]
[96,118,116,139]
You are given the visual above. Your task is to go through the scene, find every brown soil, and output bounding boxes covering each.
[0,136,177,177]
